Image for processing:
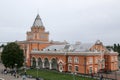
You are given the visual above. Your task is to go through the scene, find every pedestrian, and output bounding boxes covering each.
[100,74,103,80]
[36,77,40,80]
[13,73,16,78]
[91,73,94,78]
[22,75,26,80]
[4,69,7,75]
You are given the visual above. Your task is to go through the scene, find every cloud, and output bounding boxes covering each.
[0,0,120,45]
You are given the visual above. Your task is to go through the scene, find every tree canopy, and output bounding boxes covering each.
[106,43,120,56]
[1,42,24,69]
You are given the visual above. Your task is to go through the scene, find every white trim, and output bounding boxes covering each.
[58,60,64,64]
[68,64,72,72]
[59,63,63,72]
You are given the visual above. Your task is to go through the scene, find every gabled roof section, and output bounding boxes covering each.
[32,14,44,27]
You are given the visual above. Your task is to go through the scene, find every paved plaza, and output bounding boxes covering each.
[0,62,120,80]
[0,63,35,80]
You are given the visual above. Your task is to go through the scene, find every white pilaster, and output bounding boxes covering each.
[36,59,38,67]
[49,61,52,69]
[31,59,33,66]
[42,61,45,68]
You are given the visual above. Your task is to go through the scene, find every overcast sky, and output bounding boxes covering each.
[0,0,120,45]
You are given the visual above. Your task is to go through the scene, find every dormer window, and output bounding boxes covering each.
[54,49,57,51]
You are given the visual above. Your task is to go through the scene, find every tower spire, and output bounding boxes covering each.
[32,14,44,27]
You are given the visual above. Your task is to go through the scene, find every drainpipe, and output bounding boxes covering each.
[84,56,86,74]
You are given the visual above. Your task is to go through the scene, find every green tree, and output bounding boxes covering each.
[0,44,5,48]
[112,43,120,56]
[1,42,24,69]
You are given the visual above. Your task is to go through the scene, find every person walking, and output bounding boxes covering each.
[22,75,26,80]
[100,74,103,80]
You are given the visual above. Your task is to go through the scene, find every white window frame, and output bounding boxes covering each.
[89,66,93,74]
[74,57,79,64]
[95,58,98,64]
[68,64,72,72]
[115,56,118,61]
[68,57,72,63]
[89,57,93,64]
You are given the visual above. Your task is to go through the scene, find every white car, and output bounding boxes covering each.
[0,78,5,80]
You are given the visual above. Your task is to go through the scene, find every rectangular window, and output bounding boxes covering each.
[68,57,72,63]
[111,57,114,62]
[115,56,118,61]
[68,65,72,71]
[89,67,92,74]
[95,58,98,64]
[74,57,79,64]
[89,57,93,64]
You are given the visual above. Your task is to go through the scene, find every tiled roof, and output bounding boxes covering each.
[44,45,66,51]
[43,43,93,52]
[33,14,44,27]
[74,43,93,52]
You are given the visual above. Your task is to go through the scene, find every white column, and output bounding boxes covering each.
[42,61,45,68]
[49,61,52,69]
[36,59,38,67]
[31,59,33,67]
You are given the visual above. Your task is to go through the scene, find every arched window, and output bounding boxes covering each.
[32,57,36,68]
[75,66,79,72]
[89,67,92,74]
[44,58,49,68]
[51,58,57,70]
[68,65,72,72]
[38,58,42,68]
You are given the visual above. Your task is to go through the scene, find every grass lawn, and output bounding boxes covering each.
[26,69,96,80]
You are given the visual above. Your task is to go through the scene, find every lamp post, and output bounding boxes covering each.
[24,63,26,76]
[72,72,75,80]
[36,66,39,78]
[115,71,117,80]
[84,56,86,74]
[15,63,17,77]
[36,66,39,80]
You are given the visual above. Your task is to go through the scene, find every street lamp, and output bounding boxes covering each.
[84,56,86,74]
[36,66,39,80]
[24,63,26,75]
[72,72,75,80]
[15,63,17,77]
[37,66,39,77]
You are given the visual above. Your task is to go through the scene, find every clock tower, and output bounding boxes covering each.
[27,14,49,42]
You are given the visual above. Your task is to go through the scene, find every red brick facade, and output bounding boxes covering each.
[17,14,119,74]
